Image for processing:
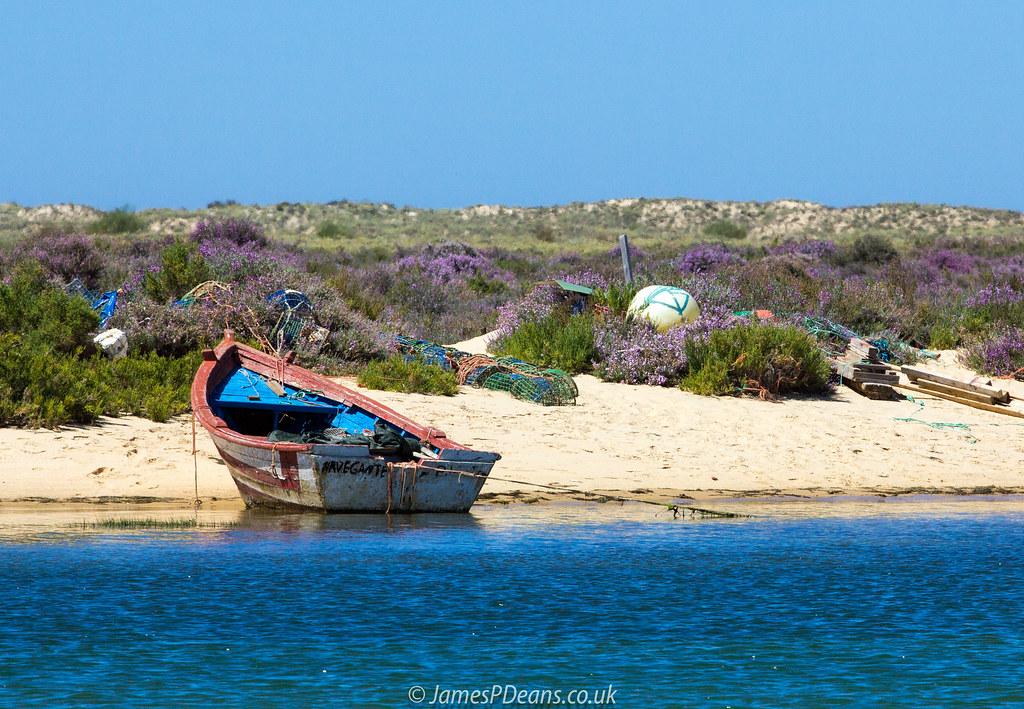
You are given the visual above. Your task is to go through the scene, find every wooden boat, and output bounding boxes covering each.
[191,332,500,512]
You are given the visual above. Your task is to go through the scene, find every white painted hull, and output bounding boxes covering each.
[213,437,496,513]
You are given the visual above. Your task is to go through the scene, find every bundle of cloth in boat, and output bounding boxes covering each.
[394,336,578,406]
[268,421,422,460]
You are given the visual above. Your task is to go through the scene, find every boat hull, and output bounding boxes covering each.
[192,334,501,513]
[213,436,496,513]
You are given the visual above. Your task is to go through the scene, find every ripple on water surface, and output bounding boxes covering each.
[0,502,1022,707]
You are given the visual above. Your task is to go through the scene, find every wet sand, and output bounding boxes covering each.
[3,495,1024,544]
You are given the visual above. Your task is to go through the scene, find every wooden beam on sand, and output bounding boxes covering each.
[914,380,997,405]
[894,383,1024,420]
[901,366,1010,404]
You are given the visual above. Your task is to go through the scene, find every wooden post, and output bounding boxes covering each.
[618,233,633,284]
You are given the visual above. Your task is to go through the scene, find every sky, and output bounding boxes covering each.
[1,1,1022,211]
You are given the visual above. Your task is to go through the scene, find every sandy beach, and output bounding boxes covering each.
[1,338,1021,507]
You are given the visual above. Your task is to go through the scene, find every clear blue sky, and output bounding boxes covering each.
[1,1,1022,211]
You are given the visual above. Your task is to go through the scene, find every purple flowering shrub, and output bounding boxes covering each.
[770,239,839,261]
[606,241,647,266]
[594,306,736,386]
[721,258,818,314]
[676,272,742,313]
[329,242,524,344]
[960,282,1024,340]
[393,242,516,290]
[555,269,610,290]
[495,282,559,339]
[110,271,387,369]
[338,263,507,345]
[7,211,1024,388]
[919,248,977,275]
[191,217,267,247]
[963,328,1024,378]
[675,243,742,274]
[108,299,228,357]
[967,283,1023,308]
[197,237,303,281]
[13,232,103,286]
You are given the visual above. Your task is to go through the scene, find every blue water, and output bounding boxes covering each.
[1,507,1023,707]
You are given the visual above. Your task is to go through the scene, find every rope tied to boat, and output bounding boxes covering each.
[385,462,394,514]
[414,460,745,518]
[190,411,201,508]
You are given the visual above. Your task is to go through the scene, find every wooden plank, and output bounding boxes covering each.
[852,363,894,373]
[849,338,879,361]
[915,380,997,405]
[852,374,900,385]
[894,383,1024,419]
[833,360,899,384]
[901,366,1010,404]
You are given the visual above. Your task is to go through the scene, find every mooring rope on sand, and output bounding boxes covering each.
[412,460,745,519]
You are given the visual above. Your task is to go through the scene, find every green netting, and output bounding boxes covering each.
[801,315,937,364]
[394,336,578,405]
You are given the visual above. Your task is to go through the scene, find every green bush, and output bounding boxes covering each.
[358,355,459,396]
[330,271,385,320]
[0,265,99,353]
[87,206,145,234]
[0,334,199,428]
[959,298,1024,339]
[928,323,960,350]
[466,274,509,295]
[494,312,596,374]
[818,280,897,337]
[849,233,898,265]
[317,221,353,239]
[0,335,111,427]
[703,219,747,240]
[107,352,200,422]
[681,324,832,397]
[0,275,199,427]
[143,240,212,302]
[593,282,640,316]
[532,223,556,242]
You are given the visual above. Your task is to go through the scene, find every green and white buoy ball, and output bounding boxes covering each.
[627,285,700,332]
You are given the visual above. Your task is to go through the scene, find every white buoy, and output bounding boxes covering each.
[628,285,700,332]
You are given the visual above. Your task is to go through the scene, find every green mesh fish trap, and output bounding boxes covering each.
[394,337,577,405]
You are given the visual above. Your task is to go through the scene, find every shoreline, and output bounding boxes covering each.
[1,346,1021,511]
[4,494,1024,534]
[5,486,1024,508]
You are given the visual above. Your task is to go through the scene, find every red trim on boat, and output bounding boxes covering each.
[232,477,310,511]
[218,445,300,491]
[191,332,469,453]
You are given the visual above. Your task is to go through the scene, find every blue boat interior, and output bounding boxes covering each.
[210,367,419,444]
